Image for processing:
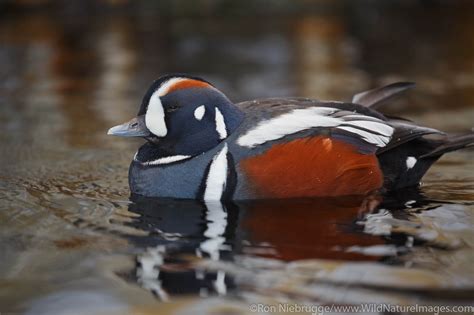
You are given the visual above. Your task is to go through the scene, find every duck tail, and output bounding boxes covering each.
[420,132,474,159]
[378,131,473,191]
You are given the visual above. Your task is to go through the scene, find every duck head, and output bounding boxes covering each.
[108,74,244,157]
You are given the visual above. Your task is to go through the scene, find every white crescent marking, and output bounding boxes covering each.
[145,92,167,137]
[145,77,189,137]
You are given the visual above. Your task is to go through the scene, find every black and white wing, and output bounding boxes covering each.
[236,98,396,152]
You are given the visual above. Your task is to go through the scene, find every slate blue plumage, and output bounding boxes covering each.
[108,74,474,200]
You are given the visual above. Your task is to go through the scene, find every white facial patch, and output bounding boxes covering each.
[406,156,417,169]
[145,92,167,137]
[194,105,206,121]
[237,107,394,148]
[215,107,227,140]
[145,77,190,137]
[204,144,228,201]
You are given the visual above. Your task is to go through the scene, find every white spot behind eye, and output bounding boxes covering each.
[194,105,206,121]
[145,92,167,137]
[406,156,417,169]
[215,107,227,140]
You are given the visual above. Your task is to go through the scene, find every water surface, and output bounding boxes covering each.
[0,2,473,314]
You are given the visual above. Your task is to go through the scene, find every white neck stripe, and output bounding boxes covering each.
[135,154,191,166]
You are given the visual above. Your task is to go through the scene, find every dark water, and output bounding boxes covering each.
[0,2,473,314]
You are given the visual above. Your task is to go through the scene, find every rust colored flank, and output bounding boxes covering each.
[240,136,384,198]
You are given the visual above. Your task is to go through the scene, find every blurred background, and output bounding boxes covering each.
[1,1,474,314]
[1,0,474,152]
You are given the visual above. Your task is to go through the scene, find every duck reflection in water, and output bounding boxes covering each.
[125,193,397,299]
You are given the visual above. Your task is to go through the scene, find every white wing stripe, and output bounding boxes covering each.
[342,120,394,136]
[340,114,384,122]
[338,126,390,147]
[237,107,394,148]
[237,108,340,147]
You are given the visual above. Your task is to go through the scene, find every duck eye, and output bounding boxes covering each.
[166,103,179,112]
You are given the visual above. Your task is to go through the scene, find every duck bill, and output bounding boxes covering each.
[107,115,151,137]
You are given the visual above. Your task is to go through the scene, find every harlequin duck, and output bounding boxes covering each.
[108,74,474,200]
